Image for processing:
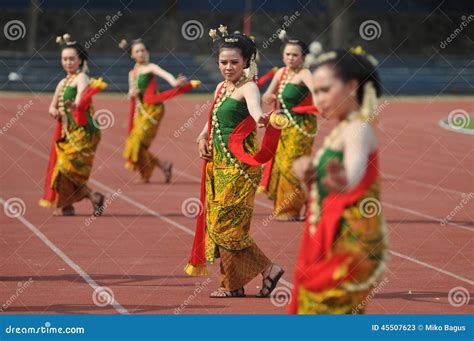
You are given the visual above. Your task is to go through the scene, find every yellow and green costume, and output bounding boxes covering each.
[186,92,272,291]
[291,149,387,314]
[261,81,317,219]
[39,77,101,209]
[123,72,165,181]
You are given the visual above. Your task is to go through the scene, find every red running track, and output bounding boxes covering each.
[0,93,473,314]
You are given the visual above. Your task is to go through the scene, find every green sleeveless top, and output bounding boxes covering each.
[315,148,344,202]
[62,85,98,136]
[281,83,317,127]
[135,73,153,101]
[212,97,257,166]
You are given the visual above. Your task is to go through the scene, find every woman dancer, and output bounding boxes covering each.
[290,47,388,314]
[120,38,188,183]
[185,26,285,298]
[39,34,105,216]
[259,31,318,221]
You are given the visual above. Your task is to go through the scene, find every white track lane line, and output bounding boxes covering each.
[4,134,474,288]
[0,198,129,314]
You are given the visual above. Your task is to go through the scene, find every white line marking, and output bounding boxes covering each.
[383,202,473,232]
[0,198,129,314]
[389,250,474,286]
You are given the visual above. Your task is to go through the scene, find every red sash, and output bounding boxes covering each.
[289,151,379,313]
[184,82,226,276]
[257,67,277,89]
[38,120,62,207]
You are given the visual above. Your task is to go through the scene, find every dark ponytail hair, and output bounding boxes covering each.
[312,48,381,104]
[119,38,149,58]
[282,39,309,56]
[215,33,257,68]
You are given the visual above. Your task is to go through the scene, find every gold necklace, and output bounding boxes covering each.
[209,75,258,188]
[58,72,79,116]
[308,111,361,234]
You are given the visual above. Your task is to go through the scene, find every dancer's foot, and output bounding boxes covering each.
[209,287,245,298]
[91,192,105,216]
[159,160,173,184]
[53,205,75,216]
[274,215,305,222]
[256,264,285,297]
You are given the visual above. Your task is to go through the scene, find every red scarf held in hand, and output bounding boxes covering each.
[184,82,226,276]
[289,151,379,314]
[257,67,278,89]
[127,76,199,135]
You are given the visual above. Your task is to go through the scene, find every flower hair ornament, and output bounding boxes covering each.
[304,40,325,67]
[350,45,379,67]
[56,33,76,46]
[118,38,128,50]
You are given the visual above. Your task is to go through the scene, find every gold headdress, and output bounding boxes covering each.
[209,25,230,42]
[350,45,379,67]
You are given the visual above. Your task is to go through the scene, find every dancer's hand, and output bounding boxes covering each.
[198,139,212,161]
[262,92,276,106]
[293,156,315,189]
[175,74,187,87]
[128,89,139,99]
[322,159,348,192]
[49,107,61,119]
[64,100,77,112]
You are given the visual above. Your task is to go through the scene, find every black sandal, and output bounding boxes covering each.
[209,287,245,298]
[256,266,285,297]
[92,192,105,217]
[53,206,75,216]
[163,161,173,184]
